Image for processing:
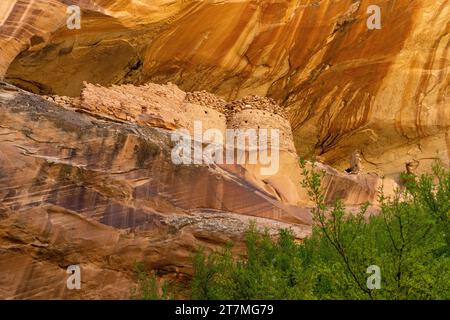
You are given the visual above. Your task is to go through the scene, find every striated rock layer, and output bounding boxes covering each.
[0,83,307,299]
[0,82,389,299]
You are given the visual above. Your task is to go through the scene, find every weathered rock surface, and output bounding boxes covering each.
[1,0,447,300]
[1,0,448,175]
[47,81,387,207]
[0,84,309,299]
[0,83,390,299]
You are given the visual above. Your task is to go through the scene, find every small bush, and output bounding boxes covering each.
[130,262,171,300]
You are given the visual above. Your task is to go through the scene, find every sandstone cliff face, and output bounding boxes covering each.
[0,0,447,299]
[0,83,306,299]
[1,0,449,175]
[0,82,388,299]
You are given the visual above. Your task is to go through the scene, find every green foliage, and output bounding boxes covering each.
[130,262,171,300]
[190,162,450,300]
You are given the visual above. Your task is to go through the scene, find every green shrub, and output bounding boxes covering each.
[190,163,450,300]
[130,262,171,300]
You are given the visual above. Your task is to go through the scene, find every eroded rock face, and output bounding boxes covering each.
[0,82,390,299]
[0,0,447,299]
[0,84,311,299]
[46,81,386,208]
[1,0,448,175]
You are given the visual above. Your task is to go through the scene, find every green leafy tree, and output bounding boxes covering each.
[190,162,450,300]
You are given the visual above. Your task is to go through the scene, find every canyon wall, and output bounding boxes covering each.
[0,82,388,298]
[0,0,448,299]
[0,0,448,175]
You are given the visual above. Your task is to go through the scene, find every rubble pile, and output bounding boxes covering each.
[184,90,227,113]
[43,95,80,109]
[224,95,287,119]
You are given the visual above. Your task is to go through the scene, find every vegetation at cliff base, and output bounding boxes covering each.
[189,163,450,300]
[131,164,449,300]
[130,262,172,300]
